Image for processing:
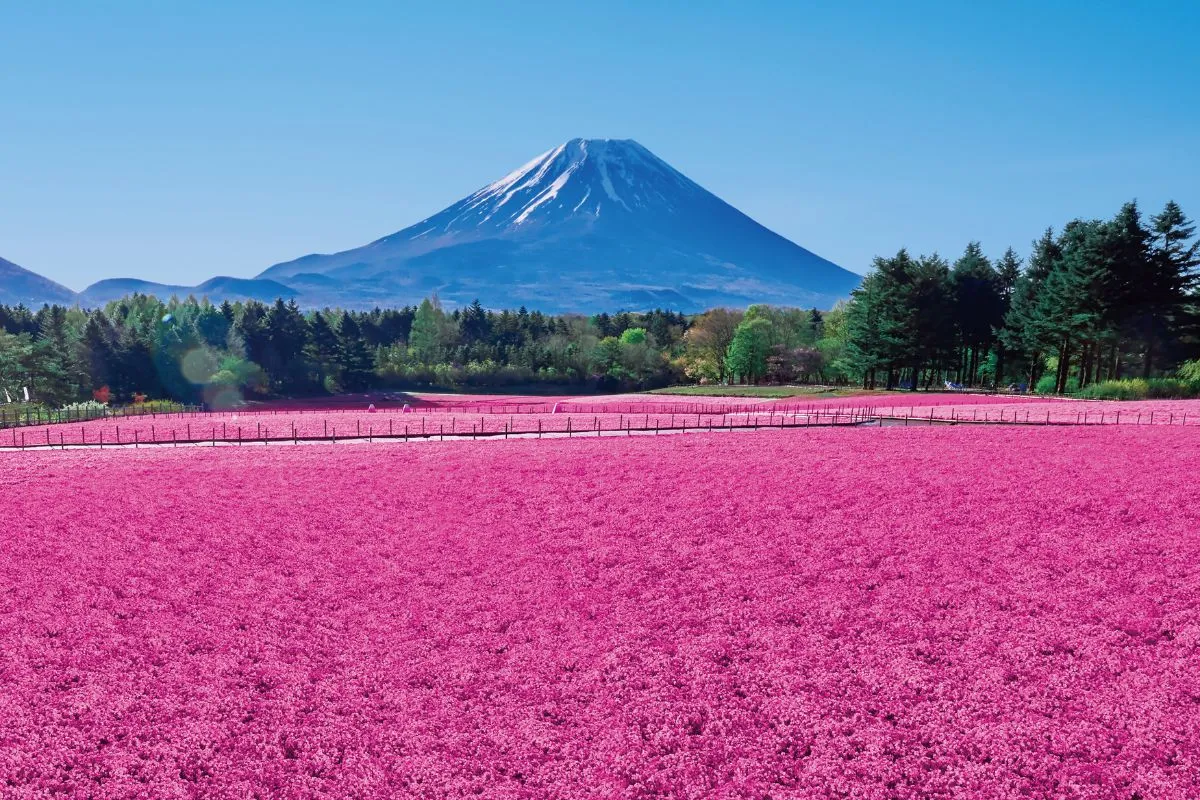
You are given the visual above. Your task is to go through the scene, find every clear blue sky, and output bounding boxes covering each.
[2,1,1198,291]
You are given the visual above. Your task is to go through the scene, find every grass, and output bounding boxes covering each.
[650,384,872,398]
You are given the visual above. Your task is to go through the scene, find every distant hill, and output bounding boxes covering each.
[80,276,297,306]
[0,257,78,307]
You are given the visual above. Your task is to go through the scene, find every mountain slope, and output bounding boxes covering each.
[260,139,860,311]
[0,257,78,306]
[80,276,298,306]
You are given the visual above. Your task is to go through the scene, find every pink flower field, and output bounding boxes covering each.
[2,408,875,449]
[7,395,1200,451]
[3,425,1200,797]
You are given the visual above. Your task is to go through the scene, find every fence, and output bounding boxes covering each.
[3,409,883,450]
[0,403,202,430]
[1,404,1195,451]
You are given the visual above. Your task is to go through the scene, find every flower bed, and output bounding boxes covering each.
[2,426,1199,796]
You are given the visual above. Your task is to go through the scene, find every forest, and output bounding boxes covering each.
[1,200,1196,409]
[842,200,1199,394]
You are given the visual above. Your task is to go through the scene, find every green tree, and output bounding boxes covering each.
[725,317,773,383]
[683,308,742,382]
[409,297,454,364]
[951,242,1002,385]
[619,327,647,345]
[304,311,342,392]
[992,247,1023,386]
[266,299,311,393]
[337,313,376,392]
[1140,200,1199,375]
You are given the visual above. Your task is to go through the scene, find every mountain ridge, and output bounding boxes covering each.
[0,256,78,307]
[6,139,861,311]
[255,138,859,311]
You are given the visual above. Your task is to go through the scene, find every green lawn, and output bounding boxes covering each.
[649,385,874,399]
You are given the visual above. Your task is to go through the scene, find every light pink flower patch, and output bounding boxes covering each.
[1,425,1199,797]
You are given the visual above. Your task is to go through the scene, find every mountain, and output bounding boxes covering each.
[80,276,297,306]
[259,138,860,311]
[0,257,78,306]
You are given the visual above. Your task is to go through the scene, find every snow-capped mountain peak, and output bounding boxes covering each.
[256,138,861,312]
[406,138,703,236]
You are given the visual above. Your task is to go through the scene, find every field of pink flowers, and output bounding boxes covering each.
[3,407,873,448]
[3,425,1200,797]
[8,396,1200,449]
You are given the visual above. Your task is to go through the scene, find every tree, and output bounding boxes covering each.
[266,299,311,393]
[951,242,1002,385]
[0,331,34,402]
[337,313,376,392]
[195,302,231,349]
[619,327,647,345]
[304,311,342,392]
[1034,220,1110,393]
[808,308,824,340]
[409,297,454,364]
[725,317,772,383]
[992,247,1023,386]
[844,272,886,388]
[1141,200,1199,374]
[1001,228,1061,390]
[460,299,491,345]
[683,309,742,382]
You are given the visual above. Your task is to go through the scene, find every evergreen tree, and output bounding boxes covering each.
[808,308,824,339]
[460,299,491,344]
[1001,228,1061,389]
[409,298,450,364]
[1142,200,1199,374]
[80,312,118,396]
[266,299,311,393]
[844,269,886,388]
[992,247,1023,386]
[951,242,1002,385]
[337,313,376,391]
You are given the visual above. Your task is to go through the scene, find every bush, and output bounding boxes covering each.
[1075,379,1149,400]
[1035,375,1079,395]
[1073,378,1200,400]
[1146,378,1200,399]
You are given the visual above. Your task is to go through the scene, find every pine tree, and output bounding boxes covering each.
[951,242,1002,385]
[992,247,1023,386]
[266,299,311,393]
[303,311,341,392]
[461,299,491,345]
[337,313,376,392]
[1142,200,1200,374]
[409,298,450,364]
[1001,228,1061,390]
[844,269,886,388]
[80,312,117,396]
[910,253,956,389]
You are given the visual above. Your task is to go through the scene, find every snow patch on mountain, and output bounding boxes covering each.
[253,137,862,311]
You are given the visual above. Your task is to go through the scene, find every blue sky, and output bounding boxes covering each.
[2,1,1198,290]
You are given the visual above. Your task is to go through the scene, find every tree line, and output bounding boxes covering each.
[840,200,1199,392]
[0,295,697,407]
[2,198,1196,408]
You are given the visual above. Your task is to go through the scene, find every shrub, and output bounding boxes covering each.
[1075,379,1149,400]
[1035,375,1079,395]
[1073,378,1200,401]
